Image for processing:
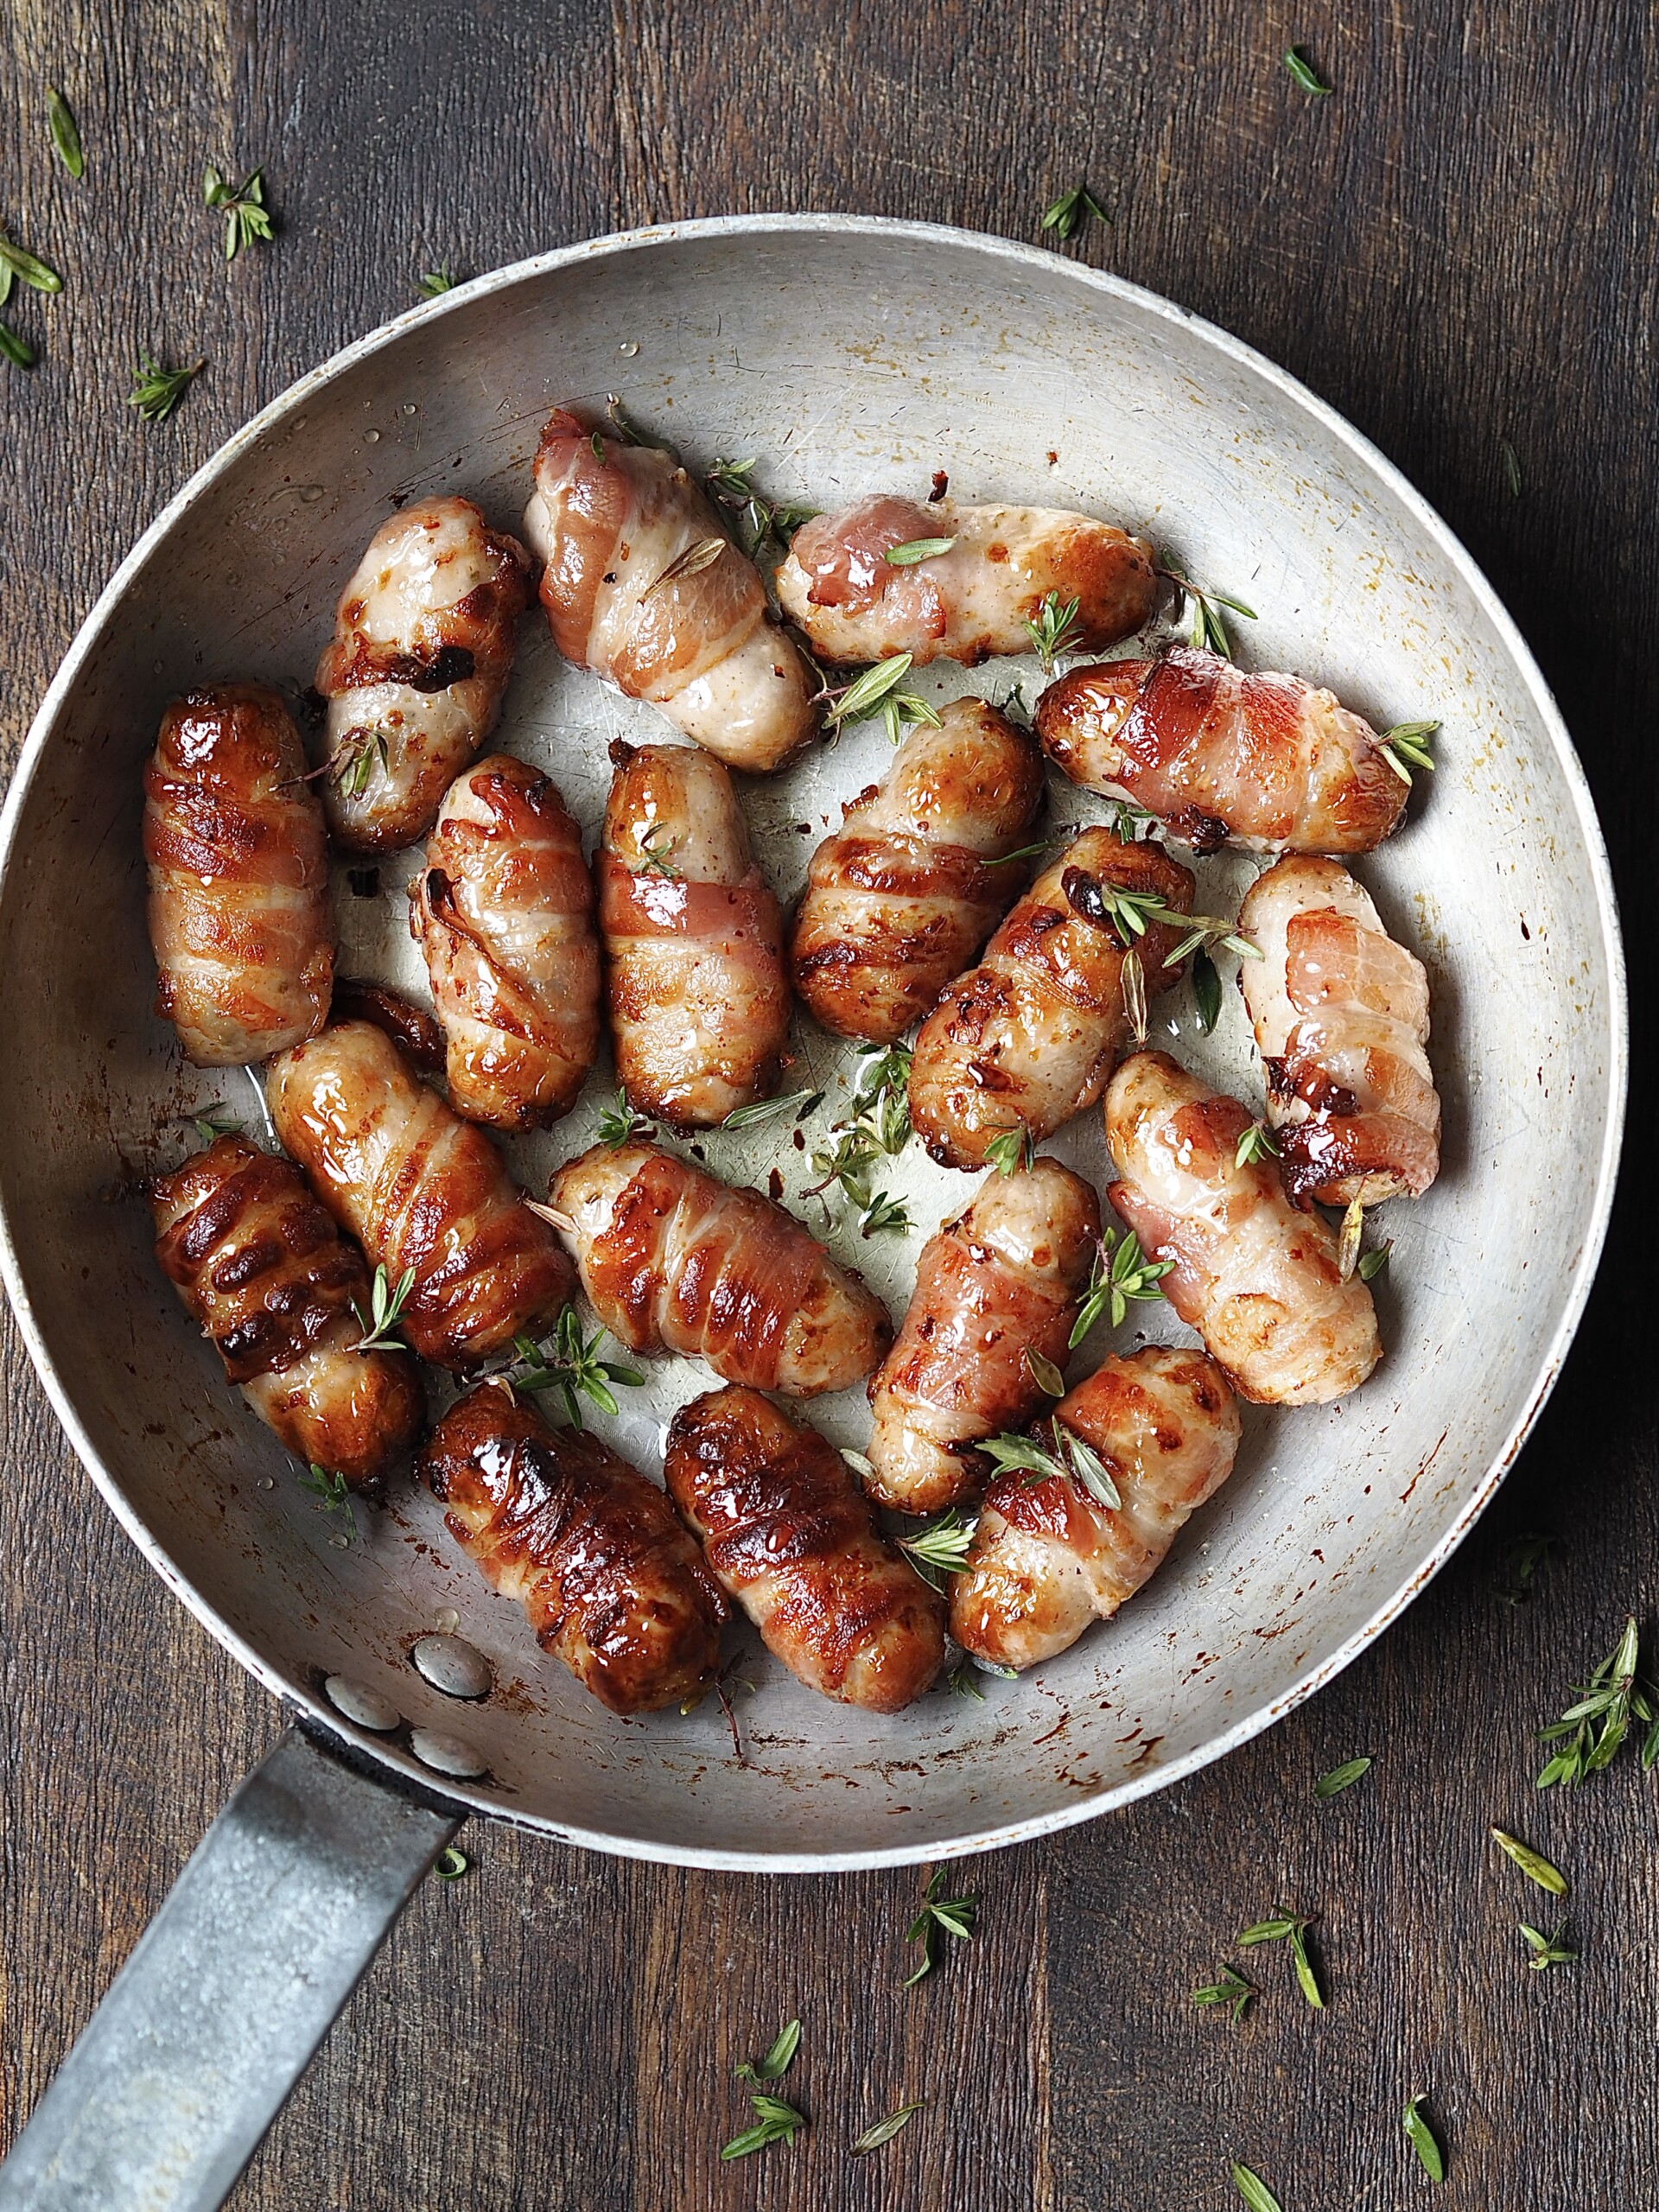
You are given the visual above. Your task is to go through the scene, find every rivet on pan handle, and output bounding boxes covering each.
[0,1726,461,2212]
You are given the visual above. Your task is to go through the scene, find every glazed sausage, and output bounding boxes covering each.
[664,1387,945,1712]
[550,1140,890,1398]
[908,826,1195,1169]
[599,742,790,1127]
[1236,856,1440,1208]
[330,978,447,1077]
[419,1386,727,1715]
[790,698,1046,1045]
[150,1135,423,1491]
[1103,1052,1380,1404]
[267,1020,575,1370]
[410,753,601,1130]
[143,684,333,1066]
[1035,647,1407,855]
[315,496,534,854]
[950,1346,1241,1671]
[776,494,1157,667]
[863,1160,1100,1514]
[524,409,817,774]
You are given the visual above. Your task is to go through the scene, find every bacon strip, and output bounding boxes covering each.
[1036,647,1408,854]
[420,1386,727,1715]
[665,1387,945,1712]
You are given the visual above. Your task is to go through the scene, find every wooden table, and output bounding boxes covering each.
[1,5,1648,2205]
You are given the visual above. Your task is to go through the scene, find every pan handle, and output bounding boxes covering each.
[0,1724,461,2212]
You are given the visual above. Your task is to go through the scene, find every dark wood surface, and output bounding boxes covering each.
[1,4,1650,2206]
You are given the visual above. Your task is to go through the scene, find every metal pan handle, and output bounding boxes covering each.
[0,1725,461,2211]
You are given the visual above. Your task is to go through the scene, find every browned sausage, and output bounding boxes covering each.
[419,1385,727,1715]
[267,1020,575,1370]
[664,1387,945,1712]
[143,683,334,1066]
[150,1135,423,1491]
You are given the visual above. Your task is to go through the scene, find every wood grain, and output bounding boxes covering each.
[0,2,1650,2205]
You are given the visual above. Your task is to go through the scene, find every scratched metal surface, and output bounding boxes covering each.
[0,218,1624,1866]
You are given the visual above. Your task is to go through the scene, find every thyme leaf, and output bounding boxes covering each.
[1192,1964,1256,2024]
[128,354,204,425]
[1518,1917,1576,1972]
[417,263,456,297]
[734,2018,801,2084]
[48,88,84,178]
[1403,2096,1445,2182]
[1284,46,1332,95]
[594,1088,656,1148]
[1191,945,1222,1033]
[1490,1828,1567,1895]
[1230,2162,1283,2212]
[719,1088,822,1131]
[1313,1756,1371,1801]
[645,534,728,595]
[853,2100,925,2153]
[902,1866,978,1986]
[984,1123,1035,1177]
[1040,181,1108,243]
[1379,719,1439,784]
[885,536,955,566]
[1234,1120,1280,1168]
[1025,1347,1067,1397]
[0,231,61,293]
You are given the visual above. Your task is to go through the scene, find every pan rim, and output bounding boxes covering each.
[0,212,1628,1871]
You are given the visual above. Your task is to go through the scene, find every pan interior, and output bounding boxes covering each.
[0,220,1621,1866]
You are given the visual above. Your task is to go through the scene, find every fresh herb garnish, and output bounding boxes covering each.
[128,354,204,425]
[1379,720,1439,785]
[1040,181,1108,243]
[1284,45,1332,95]
[1192,1965,1256,2024]
[982,1416,1121,1510]
[594,1088,656,1148]
[1062,874,1260,964]
[191,1103,242,1145]
[841,1446,876,1481]
[719,1088,823,1131]
[0,231,61,294]
[1102,797,1159,842]
[720,2092,805,2162]
[886,536,955,566]
[1191,945,1223,1033]
[1121,946,1149,1046]
[1314,1756,1372,1801]
[897,1506,978,1591]
[1230,2161,1284,2212]
[1237,1912,1323,2007]
[605,392,653,449]
[630,823,681,877]
[1403,2096,1445,2183]
[351,1264,416,1354]
[1536,1614,1659,1787]
[645,535,728,595]
[1490,1827,1567,1895]
[984,1123,1035,1177]
[299,1462,355,1541]
[1159,554,1256,658]
[807,1047,912,1224]
[1497,1531,1554,1608]
[1069,1228,1173,1346]
[902,1866,978,1986]
[1518,1917,1576,1972]
[1026,1347,1066,1397]
[1337,1196,1365,1282]
[48,88,84,178]
[1022,588,1084,671]
[945,1656,988,1699]
[853,2100,925,2154]
[734,2018,801,2084]
[1234,1120,1281,1168]
[434,1846,470,1880]
[703,455,817,561]
[505,1306,645,1428]
[987,839,1049,867]
[328,726,391,799]
[819,652,943,747]
[417,264,456,297]
[0,322,35,369]
[202,165,274,262]
[859,1189,912,1237]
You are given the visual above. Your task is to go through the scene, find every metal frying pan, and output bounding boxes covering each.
[0,216,1625,2209]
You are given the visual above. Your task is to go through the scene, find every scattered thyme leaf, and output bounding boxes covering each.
[1230,2161,1284,2212]
[1237,1910,1322,2006]
[1314,1756,1372,1801]
[1490,1828,1568,1895]
[1040,181,1108,243]
[1121,945,1149,1046]
[720,2089,805,2161]
[1403,2096,1445,2183]
[0,231,61,293]
[841,1446,877,1481]
[1284,45,1332,95]
[902,1866,979,1986]
[719,1088,823,1131]
[202,164,273,263]
[298,1462,355,1541]
[191,1103,242,1146]
[1026,1347,1067,1398]
[1497,1531,1554,1608]
[734,2018,801,2084]
[1191,945,1222,1033]
[417,263,456,297]
[853,2100,925,2154]
[1192,1964,1256,2023]
[48,88,84,178]
[128,354,204,425]
[885,536,955,566]
[1357,1242,1392,1282]
[645,534,728,595]
[1518,1918,1576,1972]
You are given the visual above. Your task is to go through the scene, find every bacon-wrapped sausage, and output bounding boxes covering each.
[776,494,1157,667]
[599,742,789,1127]
[330,978,447,1077]
[664,1387,945,1712]
[1104,1052,1380,1404]
[908,826,1195,1170]
[863,1160,1100,1514]
[1035,647,1408,855]
[150,1135,423,1491]
[410,753,601,1131]
[790,698,1046,1045]
[1236,856,1440,1208]
[550,1140,890,1398]
[419,1386,726,1715]
[143,684,334,1066]
[523,409,817,774]
[950,1347,1240,1670]
[267,1020,575,1370]
[315,497,534,855]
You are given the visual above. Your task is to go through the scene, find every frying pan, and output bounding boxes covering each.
[0,216,1625,2210]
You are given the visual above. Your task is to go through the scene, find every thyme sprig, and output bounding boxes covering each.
[902,1866,978,1986]
[202,165,274,262]
[328,725,390,799]
[1061,873,1259,963]
[1518,1918,1576,1972]
[704,455,817,561]
[719,1088,823,1132]
[190,1103,242,1146]
[1069,1227,1173,1346]
[1159,554,1257,659]
[351,1264,415,1354]
[1234,1120,1281,1169]
[505,1306,645,1428]
[1237,1911,1324,2008]
[128,354,204,424]
[897,1506,978,1591]
[858,1189,912,1236]
[629,823,680,877]
[48,88,84,178]
[417,263,456,297]
[1192,1964,1256,2024]
[1022,588,1084,671]
[1040,181,1108,243]
[299,1462,355,1541]
[984,1123,1035,1177]
[594,1088,656,1148]
[982,1416,1121,1510]
[1536,1614,1659,1786]
[819,652,943,747]
[806,1047,911,1224]
[1379,720,1439,785]
[721,2086,805,2161]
